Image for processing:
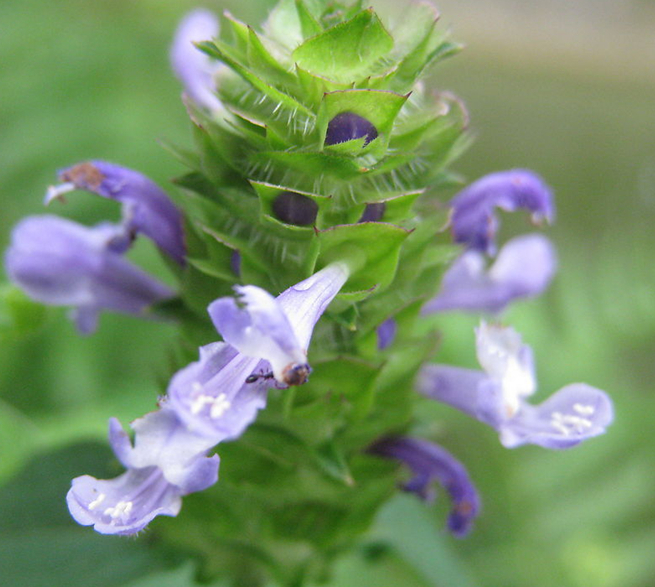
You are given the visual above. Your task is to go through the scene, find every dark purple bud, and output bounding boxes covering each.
[230,250,241,277]
[377,318,397,350]
[368,436,480,537]
[358,202,386,223]
[272,191,318,226]
[325,112,378,147]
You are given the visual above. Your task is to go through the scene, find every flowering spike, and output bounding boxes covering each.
[47,161,186,265]
[450,169,555,254]
[368,436,480,537]
[418,323,614,449]
[5,216,173,334]
[423,234,557,314]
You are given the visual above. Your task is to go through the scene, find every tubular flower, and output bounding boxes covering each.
[423,234,557,314]
[417,322,614,449]
[368,436,480,537]
[45,161,186,265]
[67,408,219,535]
[5,215,173,334]
[209,262,350,386]
[450,169,555,255]
[170,8,223,113]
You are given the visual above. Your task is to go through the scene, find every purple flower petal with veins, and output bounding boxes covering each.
[45,161,186,265]
[418,322,614,449]
[67,408,218,535]
[167,342,269,441]
[368,436,480,537]
[450,169,555,255]
[5,215,173,334]
[423,234,557,314]
[170,9,223,113]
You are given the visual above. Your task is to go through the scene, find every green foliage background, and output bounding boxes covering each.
[1,0,654,585]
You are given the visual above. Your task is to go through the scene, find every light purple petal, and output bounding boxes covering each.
[170,9,223,112]
[423,234,557,314]
[500,383,614,449]
[48,161,186,265]
[275,262,350,350]
[5,216,174,333]
[67,468,182,535]
[167,342,268,441]
[417,364,505,428]
[68,409,220,535]
[450,169,555,254]
[119,408,219,491]
[368,436,481,537]
[209,287,305,382]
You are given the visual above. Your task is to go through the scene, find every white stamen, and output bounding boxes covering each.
[44,182,76,205]
[551,411,594,436]
[190,390,231,419]
[573,403,595,416]
[88,493,106,511]
[104,500,133,521]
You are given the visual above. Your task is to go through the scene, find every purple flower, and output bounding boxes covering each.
[5,215,173,334]
[368,436,480,537]
[67,408,219,535]
[45,161,186,265]
[170,9,223,113]
[209,262,350,386]
[450,169,555,255]
[167,342,269,441]
[168,262,350,439]
[418,322,614,449]
[423,234,557,314]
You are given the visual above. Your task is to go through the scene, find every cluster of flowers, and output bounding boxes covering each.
[3,9,613,539]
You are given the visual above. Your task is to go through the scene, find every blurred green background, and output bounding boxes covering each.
[1,0,654,585]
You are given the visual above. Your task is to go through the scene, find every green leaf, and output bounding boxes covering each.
[371,494,481,587]
[292,9,394,83]
[318,89,410,155]
[0,443,172,587]
[316,222,410,292]
[0,285,47,342]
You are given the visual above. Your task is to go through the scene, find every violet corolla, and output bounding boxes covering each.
[368,436,480,537]
[209,262,350,386]
[67,408,219,535]
[423,233,557,314]
[170,9,223,113]
[5,215,173,334]
[45,161,186,265]
[450,169,555,255]
[418,322,614,449]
